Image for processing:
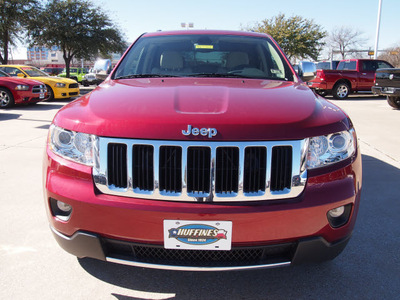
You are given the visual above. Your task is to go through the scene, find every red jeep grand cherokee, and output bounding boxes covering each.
[43,30,362,271]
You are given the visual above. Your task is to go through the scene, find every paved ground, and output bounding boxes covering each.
[0,91,399,299]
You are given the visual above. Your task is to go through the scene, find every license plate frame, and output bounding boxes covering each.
[163,220,232,250]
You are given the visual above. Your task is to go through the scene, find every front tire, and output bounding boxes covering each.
[332,82,350,99]
[387,96,400,109]
[46,85,54,101]
[0,88,15,108]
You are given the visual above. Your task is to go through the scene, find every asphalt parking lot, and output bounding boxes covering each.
[0,91,399,299]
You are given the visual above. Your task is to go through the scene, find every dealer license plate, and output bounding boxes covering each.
[39,93,45,99]
[163,220,232,250]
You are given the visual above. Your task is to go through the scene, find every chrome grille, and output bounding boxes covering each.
[94,138,308,202]
[32,85,46,94]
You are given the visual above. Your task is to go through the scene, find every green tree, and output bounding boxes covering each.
[247,14,326,61]
[28,0,126,77]
[0,0,38,64]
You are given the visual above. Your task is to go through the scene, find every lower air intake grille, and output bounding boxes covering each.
[103,238,296,267]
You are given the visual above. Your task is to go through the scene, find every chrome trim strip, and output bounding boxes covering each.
[106,257,291,271]
[93,138,308,202]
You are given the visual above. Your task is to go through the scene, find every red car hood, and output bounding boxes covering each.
[0,76,43,86]
[53,78,350,140]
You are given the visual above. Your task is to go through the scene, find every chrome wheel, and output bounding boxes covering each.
[0,88,14,108]
[333,83,350,99]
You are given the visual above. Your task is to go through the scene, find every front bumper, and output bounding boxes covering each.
[13,91,47,104]
[51,226,351,271]
[44,145,362,270]
[53,86,80,99]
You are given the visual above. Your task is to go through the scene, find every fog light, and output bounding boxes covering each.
[49,198,72,221]
[328,206,345,218]
[327,204,352,228]
[57,201,72,212]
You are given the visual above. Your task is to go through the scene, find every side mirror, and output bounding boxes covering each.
[17,73,25,78]
[298,61,316,82]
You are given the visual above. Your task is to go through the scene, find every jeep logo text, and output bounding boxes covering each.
[182,125,217,138]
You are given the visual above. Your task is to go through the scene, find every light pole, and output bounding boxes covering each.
[374,0,383,59]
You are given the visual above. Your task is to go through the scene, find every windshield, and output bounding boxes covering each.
[114,34,294,81]
[21,66,49,77]
[0,70,9,77]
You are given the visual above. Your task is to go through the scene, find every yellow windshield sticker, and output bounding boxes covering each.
[195,44,214,49]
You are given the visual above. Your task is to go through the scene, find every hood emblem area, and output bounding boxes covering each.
[182,125,217,138]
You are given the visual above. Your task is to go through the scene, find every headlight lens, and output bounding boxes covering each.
[307,129,356,169]
[15,84,30,91]
[49,125,97,166]
[55,83,66,87]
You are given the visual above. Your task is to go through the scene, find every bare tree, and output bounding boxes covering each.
[378,46,400,67]
[329,26,366,59]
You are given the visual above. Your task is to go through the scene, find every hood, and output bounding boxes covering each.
[31,76,77,84]
[0,77,44,86]
[53,78,350,141]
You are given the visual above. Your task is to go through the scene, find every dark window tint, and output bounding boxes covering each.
[337,61,357,70]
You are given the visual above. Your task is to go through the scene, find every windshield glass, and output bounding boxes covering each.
[21,66,49,77]
[114,34,294,81]
[0,70,9,77]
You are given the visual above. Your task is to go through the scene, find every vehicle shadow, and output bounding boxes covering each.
[7,101,69,112]
[0,112,22,121]
[78,154,400,299]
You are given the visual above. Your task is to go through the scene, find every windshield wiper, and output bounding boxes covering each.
[115,74,179,79]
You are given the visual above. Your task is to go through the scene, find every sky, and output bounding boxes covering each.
[11,0,399,60]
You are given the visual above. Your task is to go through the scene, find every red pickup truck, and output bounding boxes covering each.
[308,59,393,99]
[43,30,362,271]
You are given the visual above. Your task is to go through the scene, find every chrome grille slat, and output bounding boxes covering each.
[32,85,46,94]
[94,139,308,202]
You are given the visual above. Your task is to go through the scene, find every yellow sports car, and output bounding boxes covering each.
[0,65,79,100]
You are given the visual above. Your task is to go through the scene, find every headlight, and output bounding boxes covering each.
[15,84,30,91]
[55,83,66,87]
[49,125,97,166]
[307,129,356,169]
